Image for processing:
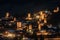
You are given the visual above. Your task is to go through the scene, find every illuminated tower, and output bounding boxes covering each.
[39,11,47,24]
[39,11,45,20]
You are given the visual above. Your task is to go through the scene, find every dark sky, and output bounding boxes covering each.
[0,0,60,17]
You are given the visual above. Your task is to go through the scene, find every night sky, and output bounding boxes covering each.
[0,0,60,24]
[0,0,59,17]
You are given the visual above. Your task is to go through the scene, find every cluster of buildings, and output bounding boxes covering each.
[0,8,59,40]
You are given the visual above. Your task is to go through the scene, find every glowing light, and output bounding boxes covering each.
[13,17,16,21]
[3,31,15,38]
[44,18,47,23]
[37,21,40,24]
[41,30,48,35]
[17,22,22,30]
[53,7,59,13]
[7,33,15,38]
[36,15,40,19]
[28,13,31,17]
[39,11,45,20]
[28,29,33,34]
[4,31,9,34]
[38,24,42,30]
[26,13,32,20]
[36,30,48,35]
[29,24,32,29]
[37,11,47,31]
[26,25,33,34]
[5,12,10,18]
[37,32,41,35]
[10,17,16,23]
[38,11,47,24]
[17,22,22,27]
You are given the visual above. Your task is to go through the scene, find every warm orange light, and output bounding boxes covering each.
[28,13,31,18]
[17,22,22,30]
[17,22,22,27]
[13,17,16,21]
[38,11,47,24]
[36,15,40,19]
[36,32,41,35]
[39,11,45,20]
[40,11,43,15]
[3,33,15,38]
[3,31,15,38]
[7,33,15,38]
[27,25,33,34]
[4,31,9,34]
[5,12,10,18]
[10,17,16,22]
[37,21,40,24]
[29,24,32,29]
[26,13,32,20]
[37,21,44,30]
[38,24,42,30]
[53,7,59,13]
[37,30,48,36]
[41,30,48,35]
[44,18,47,23]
